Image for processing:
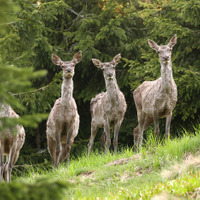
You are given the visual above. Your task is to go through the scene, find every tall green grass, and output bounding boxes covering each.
[2,126,200,199]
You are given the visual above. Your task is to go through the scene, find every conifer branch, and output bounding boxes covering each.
[10,83,53,96]
[68,8,84,18]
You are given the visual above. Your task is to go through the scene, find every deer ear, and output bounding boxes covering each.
[148,39,159,52]
[52,54,63,66]
[112,54,121,65]
[168,34,177,49]
[72,51,82,64]
[92,58,103,68]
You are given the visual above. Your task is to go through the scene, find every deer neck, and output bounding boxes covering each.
[0,103,6,116]
[105,77,120,103]
[160,61,174,93]
[61,78,73,106]
[0,103,11,117]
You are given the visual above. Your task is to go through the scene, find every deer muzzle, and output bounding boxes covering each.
[107,73,113,80]
[163,56,169,62]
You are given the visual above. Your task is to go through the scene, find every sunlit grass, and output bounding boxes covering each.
[8,124,200,199]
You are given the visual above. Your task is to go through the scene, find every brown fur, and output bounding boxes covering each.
[0,104,25,182]
[133,35,178,150]
[88,54,127,154]
[46,51,82,168]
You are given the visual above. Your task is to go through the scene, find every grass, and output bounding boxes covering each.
[2,126,200,199]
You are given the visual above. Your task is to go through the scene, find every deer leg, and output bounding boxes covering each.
[47,137,57,166]
[62,128,73,165]
[133,126,140,152]
[58,142,71,165]
[153,109,160,141]
[100,131,106,152]
[165,112,172,139]
[12,150,20,167]
[134,112,148,151]
[113,121,122,154]
[133,116,153,151]
[88,123,98,156]
[104,120,111,154]
[0,142,3,183]
[66,142,73,165]
[133,117,153,151]
[55,129,62,168]
[137,112,146,150]
[4,150,20,182]
[4,142,17,182]
[59,143,67,164]
[100,127,113,152]
[5,150,20,177]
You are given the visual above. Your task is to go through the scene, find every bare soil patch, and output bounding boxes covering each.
[105,154,141,166]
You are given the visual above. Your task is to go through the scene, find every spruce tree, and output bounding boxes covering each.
[0,0,45,129]
[1,0,199,156]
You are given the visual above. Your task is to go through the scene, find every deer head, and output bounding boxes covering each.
[52,51,82,79]
[148,34,177,64]
[92,54,121,81]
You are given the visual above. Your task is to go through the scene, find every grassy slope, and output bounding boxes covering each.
[3,125,200,199]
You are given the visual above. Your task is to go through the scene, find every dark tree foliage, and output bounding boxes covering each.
[128,0,200,132]
[0,0,46,131]
[1,0,199,162]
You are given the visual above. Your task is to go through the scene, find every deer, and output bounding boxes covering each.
[88,54,127,155]
[133,34,178,151]
[0,103,25,182]
[46,51,82,168]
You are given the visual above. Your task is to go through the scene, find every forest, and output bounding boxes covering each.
[0,0,200,164]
